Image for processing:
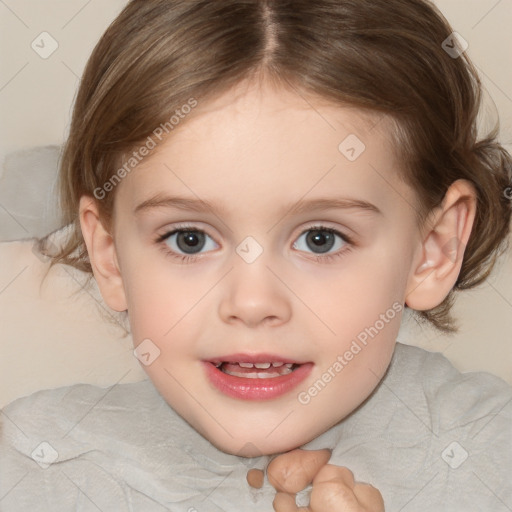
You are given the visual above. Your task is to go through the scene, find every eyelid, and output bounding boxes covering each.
[156,221,352,242]
[155,224,220,264]
[155,221,355,262]
[156,222,218,242]
[296,222,354,243]
[293,225,351,251]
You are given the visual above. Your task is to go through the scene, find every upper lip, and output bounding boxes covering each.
[205,353,307,364]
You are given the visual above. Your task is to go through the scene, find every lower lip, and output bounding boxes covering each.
[203,362,313,400]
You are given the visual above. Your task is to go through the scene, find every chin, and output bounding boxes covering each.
[202,427,318,457]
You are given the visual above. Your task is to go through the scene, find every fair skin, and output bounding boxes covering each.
[80,79,476,510]
[266,448,384,511]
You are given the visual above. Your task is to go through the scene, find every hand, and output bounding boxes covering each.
[265,448,384,512]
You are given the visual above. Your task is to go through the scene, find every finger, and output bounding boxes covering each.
[310,465,384,512]
[312,464,357,489]
[273,492,299,512]
[273,492,311,512]
[353,483,385,512]
[267,449,332,494]
[310,465,360,511]
[247,468,264,489]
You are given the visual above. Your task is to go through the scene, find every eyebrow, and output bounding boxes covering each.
[133,194,382,217]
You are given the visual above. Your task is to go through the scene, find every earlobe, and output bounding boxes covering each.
[79,195,128,312]
[405,180,477,311]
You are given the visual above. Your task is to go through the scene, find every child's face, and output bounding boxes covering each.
[111,80,422,456]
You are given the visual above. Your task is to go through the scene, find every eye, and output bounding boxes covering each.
[293,226,349,256]
[161,228,218,256]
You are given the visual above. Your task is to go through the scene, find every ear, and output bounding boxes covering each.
[79,195,127,312]
[405,179,477,311]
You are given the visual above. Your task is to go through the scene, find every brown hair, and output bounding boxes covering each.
[45,0,512,332]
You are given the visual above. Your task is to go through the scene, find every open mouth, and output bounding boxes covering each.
[211,361,300,379]
[203,356,313,400]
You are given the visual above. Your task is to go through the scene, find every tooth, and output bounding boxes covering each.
[239,362,254,368]
[214,362,222,368]
[221,365,295,378]
[284,363,293,368]
[272,362,284,367]
[254,363,271,369]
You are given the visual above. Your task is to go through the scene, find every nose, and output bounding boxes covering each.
[218,258,292,328]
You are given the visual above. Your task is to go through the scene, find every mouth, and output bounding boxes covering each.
[211,361,299,378]
[203,354,313,400]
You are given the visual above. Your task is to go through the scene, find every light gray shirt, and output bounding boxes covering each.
[1,343,511,511]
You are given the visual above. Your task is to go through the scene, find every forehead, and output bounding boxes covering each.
[114,81,414,220]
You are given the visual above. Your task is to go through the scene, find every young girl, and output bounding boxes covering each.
[1,0,511,510]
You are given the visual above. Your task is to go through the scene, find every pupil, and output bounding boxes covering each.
[177,231,205,254]
[307,230,334,254]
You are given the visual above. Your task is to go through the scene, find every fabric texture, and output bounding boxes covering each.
[1,342,511,511]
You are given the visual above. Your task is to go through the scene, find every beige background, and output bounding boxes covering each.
[0,0,511,406]
[1,0,511,160]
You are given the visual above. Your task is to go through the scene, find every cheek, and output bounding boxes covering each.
[291,249,407,333]
[287,245,407,388]
[120,248,218,349]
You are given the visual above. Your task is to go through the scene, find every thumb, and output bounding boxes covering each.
[267,448,332,494]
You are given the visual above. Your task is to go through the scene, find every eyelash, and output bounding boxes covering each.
[155,224,354,264]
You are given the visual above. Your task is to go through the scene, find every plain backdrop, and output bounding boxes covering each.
[0,0,511,404]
